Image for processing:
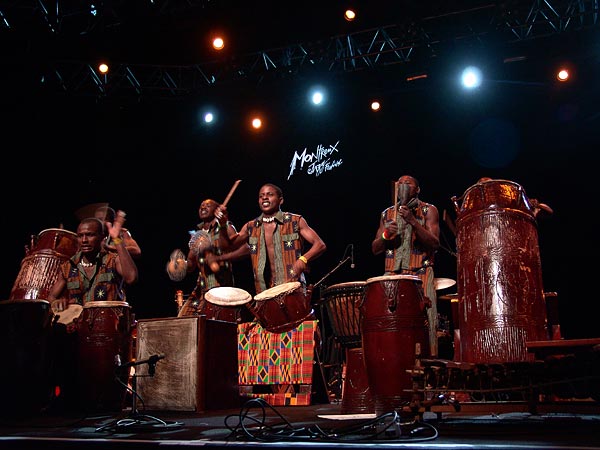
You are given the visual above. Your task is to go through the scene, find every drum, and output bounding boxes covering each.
[51,301,83,326]
[75,301,133,412]
[322,281,365,349]
[360,274,430,415]
[0,299,55,416]
[10,228,79,300]
[452,179,548,364]
[203,287,253,323]
[247,281,313,333]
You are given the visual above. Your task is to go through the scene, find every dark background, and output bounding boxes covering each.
[1,1,598,339]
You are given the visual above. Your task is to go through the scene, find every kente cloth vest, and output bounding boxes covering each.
[246,211,306,294]
[61,251,125,305]
[190,221,234,299]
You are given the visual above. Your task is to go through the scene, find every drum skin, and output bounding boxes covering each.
[360,275,429,415]
[179,287,254,323]
[0,300,55,416]
[75,301,133,412]
[454,179,548,364]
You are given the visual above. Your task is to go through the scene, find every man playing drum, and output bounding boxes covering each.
[48,213,138,412]
[209,182,326,299]
[167,198,252,322]
[371,174,441,357]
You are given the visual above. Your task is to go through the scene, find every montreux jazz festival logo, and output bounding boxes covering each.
[287,140,342,180]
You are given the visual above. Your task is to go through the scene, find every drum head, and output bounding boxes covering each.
[366,274,421,284]
[205,287,252,306]
[325,281,366,293]
[83,301,130,309]
[254,281,301,301]
[51,302,83,325]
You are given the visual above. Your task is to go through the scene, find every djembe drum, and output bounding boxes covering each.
[321,281,374,414]
[179,286,253,323]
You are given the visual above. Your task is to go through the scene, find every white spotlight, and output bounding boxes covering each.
[461,66,483,89]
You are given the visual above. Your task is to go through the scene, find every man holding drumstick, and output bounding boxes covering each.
[371,174,441,357]
[209,182,326,296]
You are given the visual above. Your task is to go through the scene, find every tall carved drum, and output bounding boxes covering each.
[360,274,429,415]
[10,228,79,300]
[452,179,548,364]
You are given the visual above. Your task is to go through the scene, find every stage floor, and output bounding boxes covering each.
[1,398,599,450]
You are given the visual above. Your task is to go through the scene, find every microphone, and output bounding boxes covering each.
[350,244,355,269]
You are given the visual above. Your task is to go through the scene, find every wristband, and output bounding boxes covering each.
[298,255,308,264]
[381,231,392,241]
[112,237,123,245]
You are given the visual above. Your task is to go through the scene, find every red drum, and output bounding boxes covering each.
[76,301,133,412]
[340,347,374,414]
[452,179,548,364]
[360,274,430,415]
[203,287,253,323]
[322,281,365,348]
[247,281,313,333]
[0,299,55,416]
[10,228,78,300]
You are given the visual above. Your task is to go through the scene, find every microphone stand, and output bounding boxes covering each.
[95,357,183,432]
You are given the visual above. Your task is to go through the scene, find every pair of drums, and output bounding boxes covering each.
[180,281,313,334]
[322,274,430,415]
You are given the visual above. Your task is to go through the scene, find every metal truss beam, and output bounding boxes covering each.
[4,0,599,99]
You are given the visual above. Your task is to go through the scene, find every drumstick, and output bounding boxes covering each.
[209,179,241,273]
[222,179,242,207]
[393,179,399,222]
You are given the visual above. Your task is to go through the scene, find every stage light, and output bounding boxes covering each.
[370,100,381,112]
[556,68,569,82]
[308,86,327,106]
[212,36,225,51]
[204,112,214,123]
[98,63,109,74]
[251,117,262,129]
[460,66,482,89]
[344,9,356,21]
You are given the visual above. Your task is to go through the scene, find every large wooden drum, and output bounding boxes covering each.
[360,274,429,415]
[452,179,548,363]
[75,301,133,412]
[10,228,78,300]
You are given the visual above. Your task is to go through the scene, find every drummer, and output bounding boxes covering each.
[371,174,441,357]
[209,182,326,299]
[168,198,246,319]
[48,213,138,309]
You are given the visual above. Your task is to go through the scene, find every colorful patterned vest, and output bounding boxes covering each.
[246,211,306,293]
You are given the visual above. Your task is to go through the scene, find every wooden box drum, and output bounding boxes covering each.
[452,179,548,364]
[247,281,313,333]
[360,274,430,415]
[10,228,79,300]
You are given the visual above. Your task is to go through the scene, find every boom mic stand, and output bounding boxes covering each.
[95,355,183,432]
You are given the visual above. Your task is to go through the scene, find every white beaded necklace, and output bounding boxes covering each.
[79,260,94,268]
[262,216,275,223]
